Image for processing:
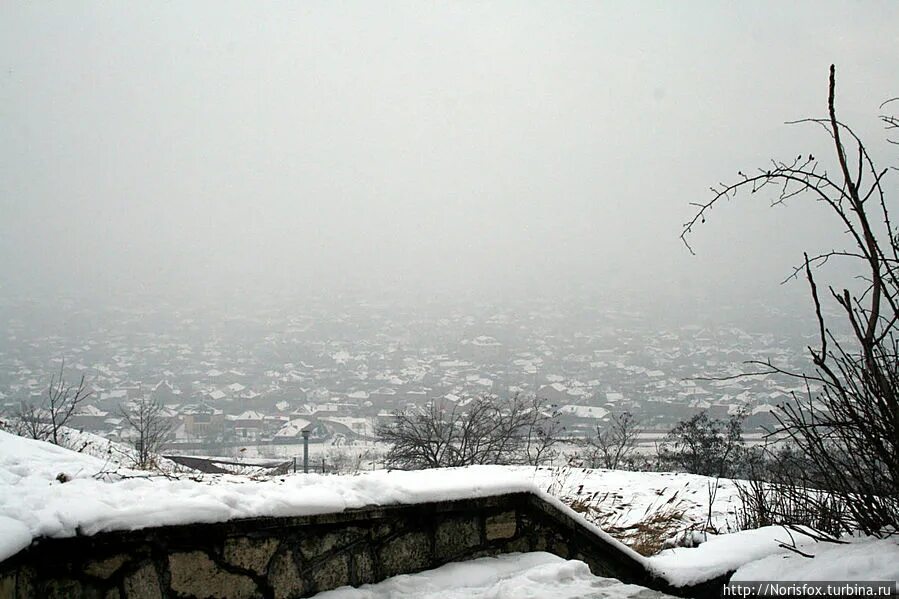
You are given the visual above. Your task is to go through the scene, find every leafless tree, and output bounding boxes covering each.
[120,395,173,470]
[657,409,746,478]
[377,394,561,469]
[682,65,899,536]
[582,411,640,469]
[12,362,91,445]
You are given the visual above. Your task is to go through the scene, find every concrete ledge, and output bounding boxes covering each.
[0,491,716,598]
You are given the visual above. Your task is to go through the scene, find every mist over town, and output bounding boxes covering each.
[1,2,897,598]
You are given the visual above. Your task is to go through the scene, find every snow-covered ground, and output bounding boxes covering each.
[1,430,896,592]
[531,466,743,535]
[53,427,195,474]
[649,526,899,587]
[731,535,899,583]
[0,431,570,563]
[314,552,675,599]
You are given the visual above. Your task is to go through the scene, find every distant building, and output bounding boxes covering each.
[181,403,225,439]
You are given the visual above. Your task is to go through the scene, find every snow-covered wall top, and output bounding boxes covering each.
[0,431,641,567]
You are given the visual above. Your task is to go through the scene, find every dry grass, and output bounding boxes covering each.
[607,505,690,556]
[545,464,719,556]
[559,486,692,556]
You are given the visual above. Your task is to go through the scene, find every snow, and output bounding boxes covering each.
[51,428,190,474]
[274,418,312,437]
[322,417,376,437]
[558,405,608,420]
[470,336,501,347]
[2,430,896,591]
[332,351,351,364]
[0,516,31,565]
[1,431,638,564]
[314,552,675,599]
[534,466,744,533]
[647,526,821,587]
[649,527,899,588]
[732,537,899,583]
[228,410,266,421]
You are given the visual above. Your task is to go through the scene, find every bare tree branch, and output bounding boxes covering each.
[377,394,561,469]
[684,65,899,536]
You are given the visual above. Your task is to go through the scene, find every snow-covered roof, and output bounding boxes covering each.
[273,418,312,437]
[559,405,609,420]
[75,404,108,417]
[228,410,266,421]
[153,380,174,392]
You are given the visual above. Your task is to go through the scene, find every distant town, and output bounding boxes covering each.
[0,292,823,460]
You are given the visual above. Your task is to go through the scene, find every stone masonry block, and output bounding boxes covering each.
[168,551,258,599]
[223,537,278,575]
[435,516,481,560]
[485,511,517,541]
[122,562,162,599]
[378,531,431,578]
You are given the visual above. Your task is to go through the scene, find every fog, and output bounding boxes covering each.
[2,1,897,316]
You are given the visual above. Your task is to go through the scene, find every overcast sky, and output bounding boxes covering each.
[1,1,897,310]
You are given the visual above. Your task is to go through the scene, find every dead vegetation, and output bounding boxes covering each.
[546,464,718,556]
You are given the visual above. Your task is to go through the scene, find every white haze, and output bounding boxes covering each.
[1,1,897,314]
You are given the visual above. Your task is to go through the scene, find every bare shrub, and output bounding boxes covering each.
[582,411,640,469]
[120,395,173,470]
[657,409,746,478]
[683,66,899,536]
[733,444,850,537]
[378,394,561,469]
[323,447,383,474]
[11,362,92,446]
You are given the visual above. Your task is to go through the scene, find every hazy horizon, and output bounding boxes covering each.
[2,2,897,314]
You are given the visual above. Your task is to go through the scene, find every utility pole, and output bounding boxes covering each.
[301,425,311,473]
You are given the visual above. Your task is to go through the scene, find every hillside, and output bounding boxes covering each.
[0,431,896,594]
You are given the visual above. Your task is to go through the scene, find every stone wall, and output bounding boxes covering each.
[0,492,709,599]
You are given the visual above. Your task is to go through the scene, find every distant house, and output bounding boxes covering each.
[274,418,331,442]
[207,389,227,401]
[558,404,609,421]
[746,403,778,429]
[319,416,376,440]
[226,410,268,441]
[69,405,109,431]
[274,418,312,440]
[98,389,129,403]
[181,403,225,439]
[537,383,576,403]
[152,380,179,404]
